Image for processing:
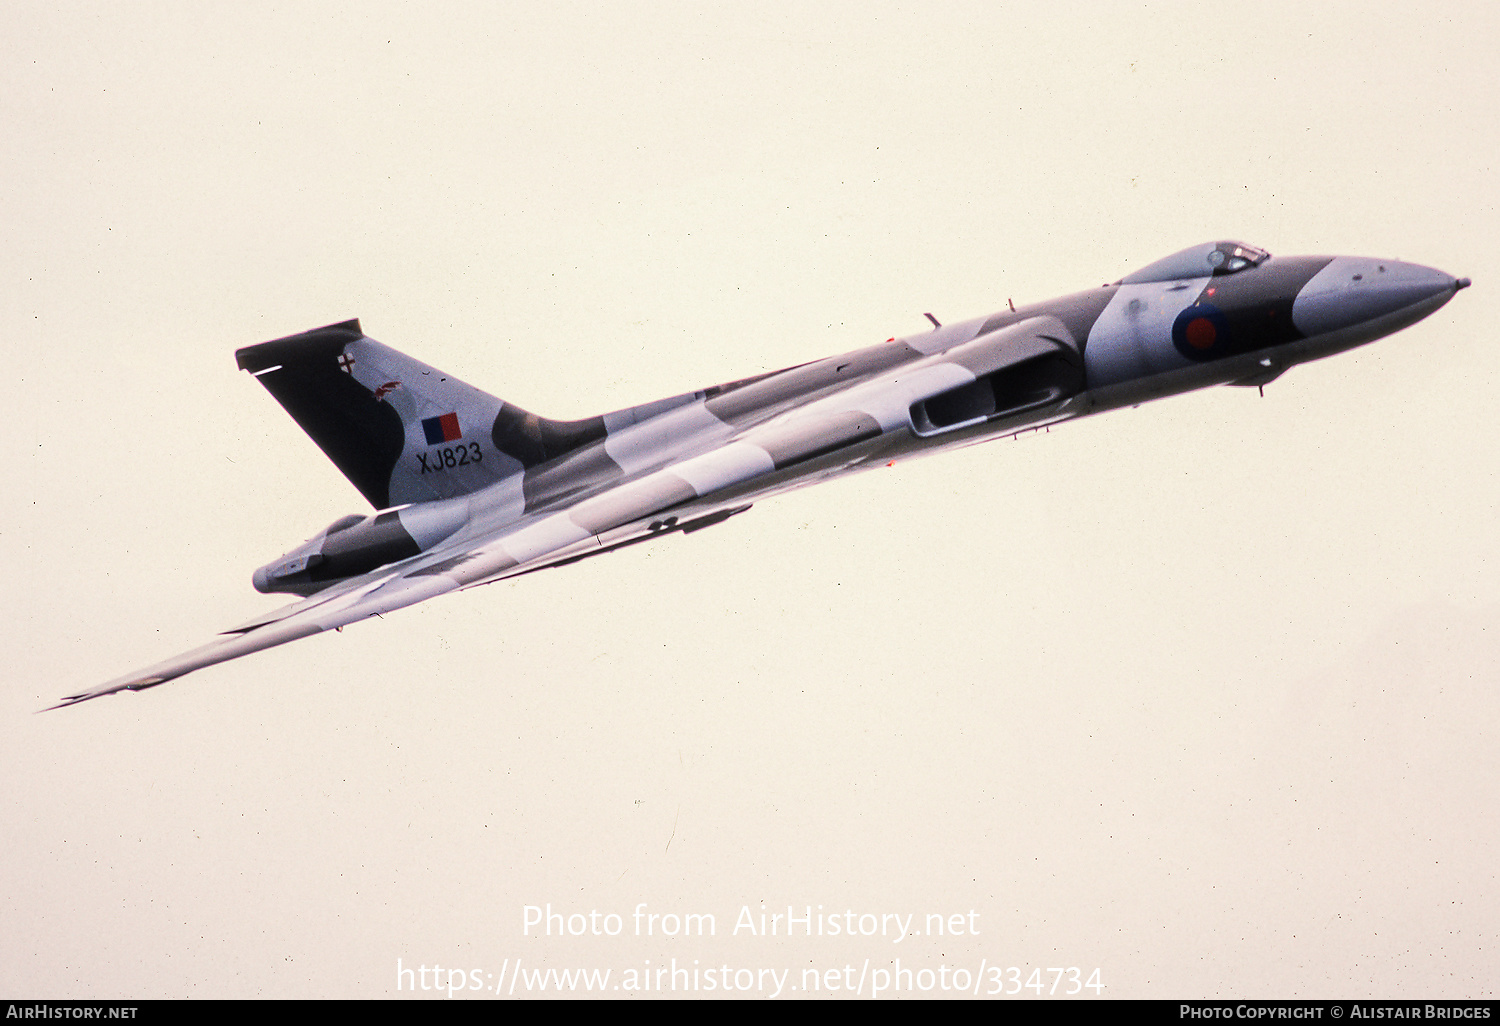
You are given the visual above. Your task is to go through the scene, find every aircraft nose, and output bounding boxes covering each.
[1293,257,1466,338]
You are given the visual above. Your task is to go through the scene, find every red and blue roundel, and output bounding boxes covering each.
[1172,303,1231,361]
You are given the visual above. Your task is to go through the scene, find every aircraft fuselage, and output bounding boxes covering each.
[54,240,1468,708]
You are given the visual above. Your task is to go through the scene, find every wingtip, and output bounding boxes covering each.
[39,694,92,713]
[44,674,170,712]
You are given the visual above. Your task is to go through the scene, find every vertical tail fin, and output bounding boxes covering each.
[236,320,606,508]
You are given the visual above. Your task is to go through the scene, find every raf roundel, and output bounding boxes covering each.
[1185,317,1216,349]
[1171,302,1231,361]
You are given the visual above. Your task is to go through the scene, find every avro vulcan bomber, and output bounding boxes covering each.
[53,241,1469,708]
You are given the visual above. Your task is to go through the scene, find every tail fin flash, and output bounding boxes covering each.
[237,320,606,508]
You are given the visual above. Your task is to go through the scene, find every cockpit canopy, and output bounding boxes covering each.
[1118,241,1270,284]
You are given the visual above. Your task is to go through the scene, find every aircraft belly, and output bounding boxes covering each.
[500,513,594,564]
[568,473,699,536]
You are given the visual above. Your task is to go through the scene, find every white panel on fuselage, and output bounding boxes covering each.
[1084,279,1208,389]
[603,400,734,477]
[669,442,778,497]
[500,513,593,564]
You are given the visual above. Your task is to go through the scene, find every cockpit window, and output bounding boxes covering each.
[1117,241,1270,284]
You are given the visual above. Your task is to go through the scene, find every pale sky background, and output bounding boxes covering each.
[3,0,1496,1000]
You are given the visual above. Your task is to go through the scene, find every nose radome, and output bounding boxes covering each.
[1293,257,1462,338]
